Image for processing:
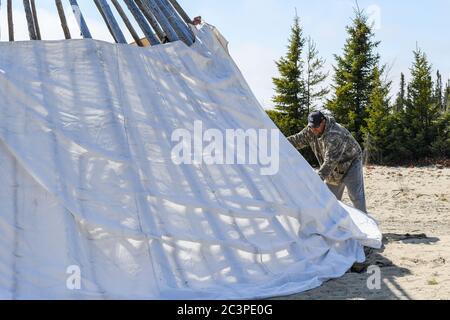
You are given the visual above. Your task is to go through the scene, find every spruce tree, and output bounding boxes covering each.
[405,48,440,158]
[431,77,450,158]
[435,70,444,112]
[431,111,450,158]
[327,9,381,144]
[394,73,406,113]
[444,80,450,112]
[362,66,392,163]
[272,15,307,136]
[305,37,329,114]
[272,15,328,137]
[266,110,290,135]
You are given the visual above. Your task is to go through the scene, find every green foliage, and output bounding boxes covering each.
[305,37,330,113]
[270,14,328,166]
[403,48,441,159]
[431,111,450,158]
[272,15,328,135]
[382,113,415,163]
[266,109,318,165]
[272,15,307,134]
[266,110,294,136]
[364,48,449,164]
[394,73,406,113]
[445,80,450,112]
[271,9,449,165]
[435,70,444,112]
[362,67,392,164]
[327,9,381,144]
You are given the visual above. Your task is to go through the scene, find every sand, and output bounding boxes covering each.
[275,165,450,300]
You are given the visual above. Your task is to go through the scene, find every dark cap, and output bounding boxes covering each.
[308,111,325,128]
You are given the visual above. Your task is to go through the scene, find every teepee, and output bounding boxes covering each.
[0,0,381,299]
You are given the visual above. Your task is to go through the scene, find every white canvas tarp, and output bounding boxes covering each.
[0,24,382,300]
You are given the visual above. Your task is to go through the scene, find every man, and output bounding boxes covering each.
[288,111,367,213]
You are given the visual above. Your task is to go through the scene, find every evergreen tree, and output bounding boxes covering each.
[266,110,291,135]
[404,48,440,159]
[431,111,450,158]
[272,15,307,136]
[444,80,450,112]
[272,15,328,137]
[362,66,392,163]
[327,9,381,144]
[305,37,329,114]
[394,73,406,113]
[435,70,444,112]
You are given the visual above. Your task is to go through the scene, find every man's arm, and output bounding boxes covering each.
[317,140,346,181]
[287,127,311,150]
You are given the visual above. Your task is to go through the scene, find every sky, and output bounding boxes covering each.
[1,0,449,109]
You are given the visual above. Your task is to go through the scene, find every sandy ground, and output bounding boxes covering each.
[275,165,450,300]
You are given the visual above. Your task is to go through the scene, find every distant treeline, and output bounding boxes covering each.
[267,9,450,165]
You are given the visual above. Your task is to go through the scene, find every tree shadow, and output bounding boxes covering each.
[383,233,440,245]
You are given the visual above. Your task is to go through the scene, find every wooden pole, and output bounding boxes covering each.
[23,0,37,40]
[30,0,41,40]
[122,0,159,46]
[94,0,127,44]
[144,0,180,41]
[68,0,92,38]
[141,0,179,42]
[111,0,143,46]
[7,0,14,41]
[135,0,165,42]
[156,0,194,45]
[55,0,71,39]
[168,0,192,25]
[93,0,117,42]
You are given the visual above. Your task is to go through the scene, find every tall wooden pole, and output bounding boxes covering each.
[30,0,41,40]
[93,0,117,42]
[156,0,194,45]
[23,0,37,40]
[55,0,71,39]
[142,0,178,42]
[135,0,165,42]
[7,0,14,41]
[168,0,192,25]
[68,0,92,39]
[122,0,159,45]
[94,0,127,44]
[111,0,143,46]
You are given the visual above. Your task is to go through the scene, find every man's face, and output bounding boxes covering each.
[310,120,326,136]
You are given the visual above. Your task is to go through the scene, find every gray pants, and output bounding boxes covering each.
[327,159,367,213]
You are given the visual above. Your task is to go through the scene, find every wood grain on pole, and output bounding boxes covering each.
[68,0,92,38]
[30,0,41,40]
[144,0,178,42]
[23,0,37,40]
[135,0,166,42]
[97,0,127,43]
[94,0,117,42]
[168,0,192,24]
[7,0,14,41]
[157,0,194,45]
[111,0,143,46]
[55,0,71,39]
[122,0,160,46]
